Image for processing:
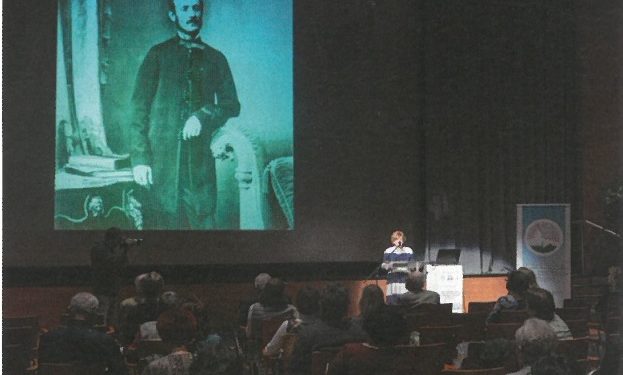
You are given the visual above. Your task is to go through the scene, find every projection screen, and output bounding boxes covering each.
[54,0,294,231]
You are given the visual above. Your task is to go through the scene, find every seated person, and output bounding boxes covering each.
[39,292,128,375]
[142,308,197,375]
[486,270,530,323]
[525,287,572,339]
[238,273,271,326]
[353,284,386,327]
[397,271,440,309]
[517,266,539,288]
[119,271,165,344]
[263,286,320,356]
[136,291,180,342]
[287,283,369,375]
[246,277,298,339]
[327,307,410,375]
[508,318,559,375]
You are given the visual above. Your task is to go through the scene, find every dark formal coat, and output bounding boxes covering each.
[130,36,240,229]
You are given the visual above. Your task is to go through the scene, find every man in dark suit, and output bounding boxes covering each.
[130,0,240,229]
[397,271,441,309]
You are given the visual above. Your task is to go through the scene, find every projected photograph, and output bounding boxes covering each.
[54,0,294,230]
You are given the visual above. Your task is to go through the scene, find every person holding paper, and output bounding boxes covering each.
[381,230,414,304]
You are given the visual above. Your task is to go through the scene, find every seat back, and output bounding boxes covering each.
[311,347,341,375]
[3,326,39,349]
[564,319,589,338]
[496,310,529,323]
[456,312,488,341]
[556,337,589,360]
[38,363,108,375]
[556,307,590,322]
[418,324,462,345]
[3,316,39,329]
[396,343,447,375]
[260,317,287,348]
[486,322,522,340]
[441,367,506,375]
[3,344,33,375]
[468,302,496,314]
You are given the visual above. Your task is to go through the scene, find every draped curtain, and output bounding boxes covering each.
[421,0,580,274]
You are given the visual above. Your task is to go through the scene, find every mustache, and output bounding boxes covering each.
[187,17,201,25]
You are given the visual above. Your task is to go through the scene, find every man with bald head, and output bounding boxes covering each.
[130,0,240,229]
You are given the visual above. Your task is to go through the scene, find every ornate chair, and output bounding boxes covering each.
[211,123,293,230]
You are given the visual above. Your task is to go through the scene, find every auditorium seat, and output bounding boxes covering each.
[440,367,506,375]
[556,306,591,322]
[3,315,39,329]
[397,343,447,375]
[485,322,521,340]
[496,310,529,323]
[38,363,108,375]
[564,319,589,338]
[404,308,453,331]
[4,343,35,375]
[468,302,495,314]
[455,312,487,341]
[556,337,589,360]
[311,347,341,375]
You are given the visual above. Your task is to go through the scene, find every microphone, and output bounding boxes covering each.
[397,240,403,248]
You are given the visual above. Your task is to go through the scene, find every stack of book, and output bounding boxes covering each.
[64,154,133,179]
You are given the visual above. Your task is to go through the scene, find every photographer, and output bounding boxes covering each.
[91,227,142,326]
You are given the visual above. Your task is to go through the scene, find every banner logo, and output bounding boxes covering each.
[524,219,563,256]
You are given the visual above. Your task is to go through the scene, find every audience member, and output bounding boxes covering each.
[461,338,513,370]
[246,277,298,339]
[509,318,559,375]
[238,273,271,326]
[327,306,409,374]
[39,292,128,375]
[136,291,180,342]
[517,267,539,288]
[119,271,166,344]
[357,284,386,320]
[189,334,242,375]
[287,283,368,375]
[486,270,530,323]
[525,287,572,339]
[263,286,320,356]
[142,308,197,375]
[398,271,440,309]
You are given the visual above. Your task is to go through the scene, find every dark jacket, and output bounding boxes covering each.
[397,290,441,309]
[287,319,369,375]
[130,36,240,228]
[39,319,128,375]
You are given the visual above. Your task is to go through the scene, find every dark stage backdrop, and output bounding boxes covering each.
[4,0,581,275]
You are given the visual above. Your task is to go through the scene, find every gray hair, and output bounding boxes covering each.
[254,273,271,290]
[515,318,558,366]
[69,292,99,315]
